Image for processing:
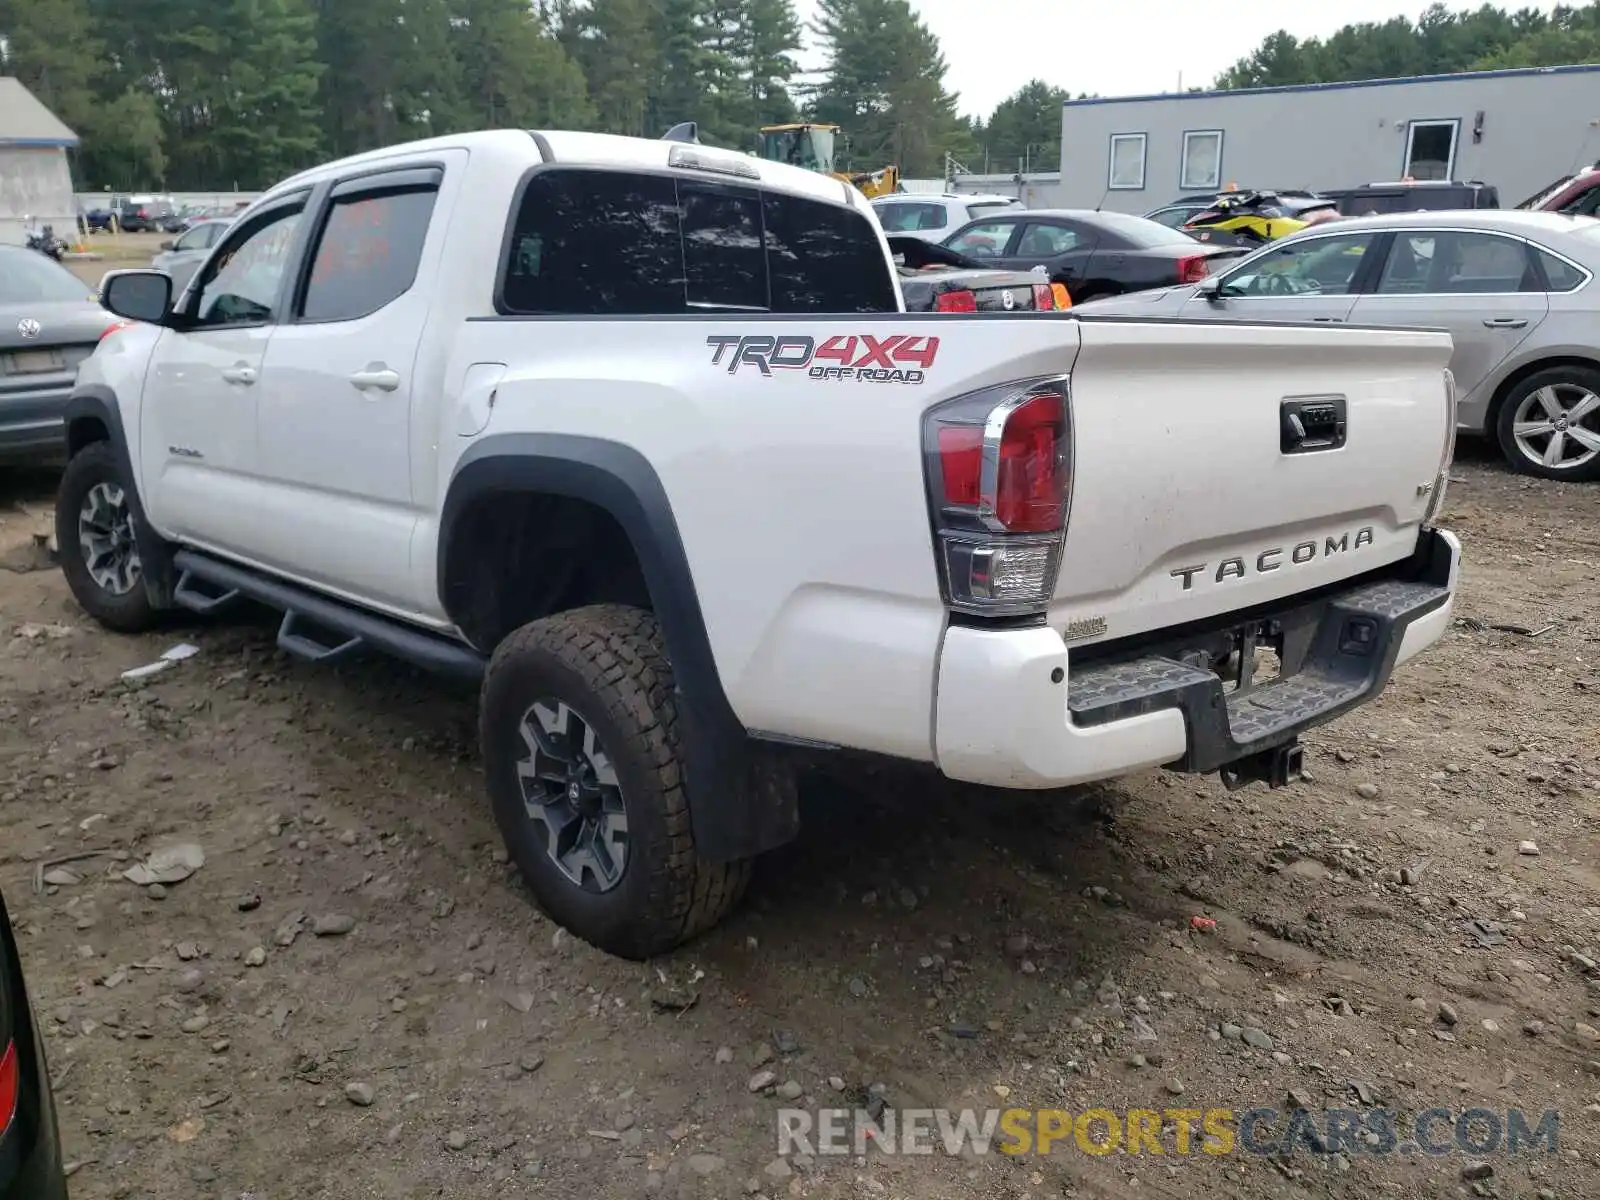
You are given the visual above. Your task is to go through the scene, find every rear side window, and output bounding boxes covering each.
[301,186,438,322]
[500,168,896,315]
[1537,248,1587,292]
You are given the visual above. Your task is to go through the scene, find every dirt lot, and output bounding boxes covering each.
[2,447,1598,1200]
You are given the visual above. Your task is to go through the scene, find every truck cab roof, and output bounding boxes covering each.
[267,128,862,212]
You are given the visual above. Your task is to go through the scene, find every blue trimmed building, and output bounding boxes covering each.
[0,77,80,244]
[1057,64,1600,213]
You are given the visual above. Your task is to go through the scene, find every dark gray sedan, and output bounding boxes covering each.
[0,246,120,464]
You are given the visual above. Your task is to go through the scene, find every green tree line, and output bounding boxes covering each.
[0,0,1056,190]
[1216,1,1600,89]
[3,0,1600,192]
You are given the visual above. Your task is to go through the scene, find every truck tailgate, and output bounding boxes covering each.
[1054,317,1454,644]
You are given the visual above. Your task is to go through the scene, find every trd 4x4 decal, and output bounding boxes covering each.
[706,334,938,383]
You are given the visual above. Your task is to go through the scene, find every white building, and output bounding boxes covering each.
[0,77,79,244]
[1058,64,1600,213]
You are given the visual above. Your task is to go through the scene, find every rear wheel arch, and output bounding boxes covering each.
[439,434,799,862]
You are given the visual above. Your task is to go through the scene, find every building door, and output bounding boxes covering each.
[1403,120,1459,181]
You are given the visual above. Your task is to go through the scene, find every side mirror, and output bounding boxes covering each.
[1196,276,1224,304]
[100,269,174,324]
[159,240,174,251]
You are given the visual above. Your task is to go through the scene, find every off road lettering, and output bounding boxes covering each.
[1169,526,1376,591]
[707,333,938,382]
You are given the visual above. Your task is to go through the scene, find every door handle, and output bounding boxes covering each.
[1482,317,1528,329]
[1311,317,1343,323]
[220,364,256,385]
[348,366,401,392]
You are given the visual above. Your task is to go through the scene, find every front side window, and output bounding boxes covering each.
[500,169,895,315]
[300,185,439,322]
[191,203,305,327]
[1219,232,1377,297]
[946,221,1017,258]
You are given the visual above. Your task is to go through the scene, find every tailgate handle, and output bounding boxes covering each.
[1281,396,1347,455]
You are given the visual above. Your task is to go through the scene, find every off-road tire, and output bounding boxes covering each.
[480,604,751,959]
[55,441,162,633]
[1494,365,1600,483]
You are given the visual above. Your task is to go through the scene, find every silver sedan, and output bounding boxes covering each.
[0,246,122,464]
[150,217,233,295]
[1076,209,1600,482]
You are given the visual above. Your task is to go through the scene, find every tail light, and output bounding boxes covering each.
[0,1040,15,1136]
[923,377,1073,618]
[1177,255,1211,284]
[1423,368,1457,527]
[100,320,131,341]
[1032,283,1053,310]
[935,289,977,313]
[1051,283,1071,309]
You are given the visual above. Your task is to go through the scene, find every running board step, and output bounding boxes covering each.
[170,549,486,682]
[173,569,241,615]
[277,610,364,664]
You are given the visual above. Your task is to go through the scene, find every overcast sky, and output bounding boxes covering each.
[791,0,1570,118]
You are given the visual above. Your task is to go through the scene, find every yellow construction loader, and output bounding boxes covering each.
[756,123,901,199]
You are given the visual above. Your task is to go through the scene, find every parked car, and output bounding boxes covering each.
[871,192,1023,243]
[888,235,1068,311]
[112,195,176,233]
[0,245,126,464]
[1075,209,1600,480]
[0,881,71,1197]
[1322,179,1500,216]
[940,208,1247,303]
[82,203,117,233]
[72,128,1459,960]
[151,217,234,294]
[1517,162,1600,216]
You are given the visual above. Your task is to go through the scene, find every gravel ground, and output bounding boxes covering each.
[1,445,1598,1200]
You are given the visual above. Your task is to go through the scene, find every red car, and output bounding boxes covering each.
[0,883,69,1198]
[1517,162,1600,217]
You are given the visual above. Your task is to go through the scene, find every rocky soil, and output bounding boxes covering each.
[2,444,1598,1200]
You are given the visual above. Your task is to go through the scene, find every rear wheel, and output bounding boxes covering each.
[480,604,750,959]
[1495,366,1600,482]
[55,442,162,632]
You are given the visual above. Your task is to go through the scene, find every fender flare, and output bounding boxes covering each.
[61,385,177,607]
[440,433,798,863]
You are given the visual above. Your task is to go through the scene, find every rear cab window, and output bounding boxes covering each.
[499,168,898,314]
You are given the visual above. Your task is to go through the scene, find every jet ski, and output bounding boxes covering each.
[1181,189,1341,249]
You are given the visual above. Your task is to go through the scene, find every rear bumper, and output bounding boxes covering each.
[933,527,1460,789]
[0,386,71,462]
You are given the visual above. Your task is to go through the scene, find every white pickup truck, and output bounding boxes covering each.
[63,127,1461,959]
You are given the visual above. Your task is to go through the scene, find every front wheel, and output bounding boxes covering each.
[480,604,750,959]
[55,442,163,632]
[1495,366,1600,482]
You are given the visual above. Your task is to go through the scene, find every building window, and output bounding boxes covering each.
[1108,133,1146,191]
[1403,119,1459,181]
[1180,130,1223,192]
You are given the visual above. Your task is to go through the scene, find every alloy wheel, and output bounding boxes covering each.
[77,481,142,596]
[1512,383,1600,471]
[515,699,629,892]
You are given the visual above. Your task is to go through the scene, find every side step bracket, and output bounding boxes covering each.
[170,549,486,682]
